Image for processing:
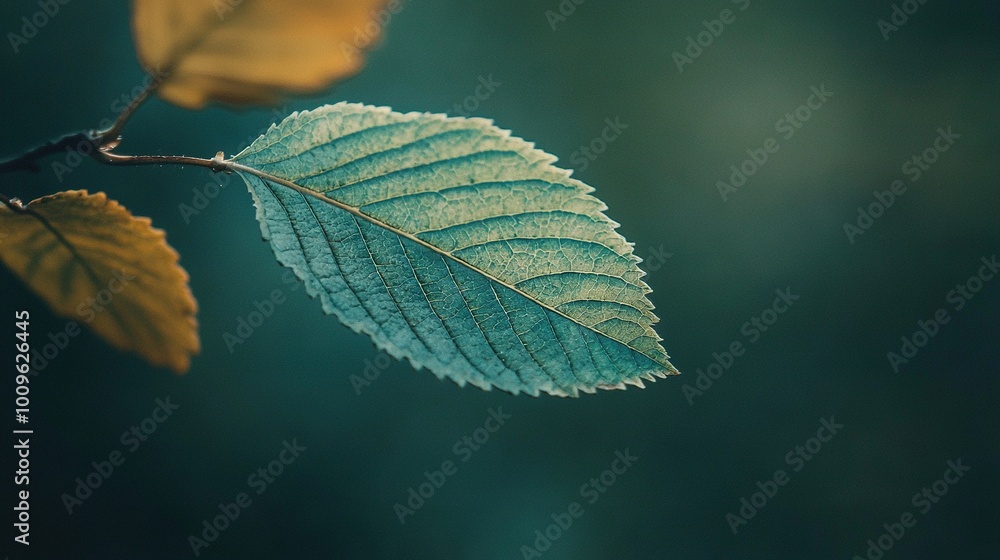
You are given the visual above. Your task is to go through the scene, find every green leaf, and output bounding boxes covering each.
[230,102,677,396]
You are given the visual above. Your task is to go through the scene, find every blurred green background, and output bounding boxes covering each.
[1,1,998,558]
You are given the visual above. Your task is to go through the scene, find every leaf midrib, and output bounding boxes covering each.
[227,160,673,371]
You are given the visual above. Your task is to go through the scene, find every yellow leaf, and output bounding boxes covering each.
[0,191,199,373]
[131,0,394,109]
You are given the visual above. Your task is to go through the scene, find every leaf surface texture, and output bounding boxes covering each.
[233,103,676,395]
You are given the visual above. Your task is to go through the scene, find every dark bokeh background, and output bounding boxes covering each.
[2,1,998,559]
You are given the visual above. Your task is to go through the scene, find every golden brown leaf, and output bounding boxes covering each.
[0,191,199,373]
[131,0,394,109]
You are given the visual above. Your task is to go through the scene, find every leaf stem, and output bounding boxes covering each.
[0,192,27,213]
[94,77,160,146]
[93,150,231,173]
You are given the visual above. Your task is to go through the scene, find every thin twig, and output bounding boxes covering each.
[0,72,162,178]
[93,150,231,173]
[0,131,94,175]
[94,77,159,145]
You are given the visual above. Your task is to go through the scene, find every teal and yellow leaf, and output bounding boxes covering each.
[230,103,677,396]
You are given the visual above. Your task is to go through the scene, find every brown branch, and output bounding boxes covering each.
[93,76,161,146]
[92,149,231,173]
[0,131,95,175]
[0,69,165,178]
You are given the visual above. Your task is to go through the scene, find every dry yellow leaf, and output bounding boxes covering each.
[131,0,394,109]
[0,191,199,373]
